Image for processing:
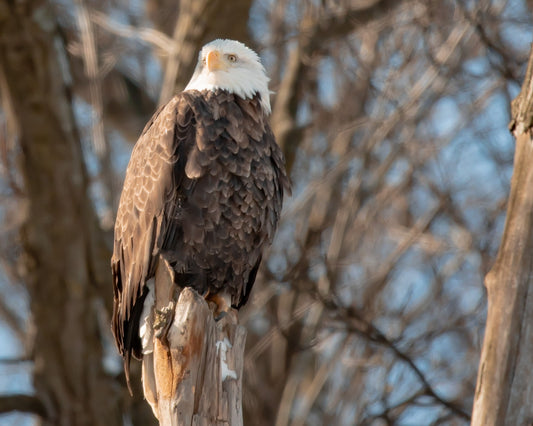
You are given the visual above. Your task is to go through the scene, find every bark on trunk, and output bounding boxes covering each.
[0,1,120,425]
[471,44,533,425]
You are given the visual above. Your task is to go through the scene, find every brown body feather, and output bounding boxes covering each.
[111,89,290,382]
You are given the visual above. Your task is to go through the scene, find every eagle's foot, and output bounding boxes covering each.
[206,292,233,321]
[154,302,175,339]
[214,311,228,322]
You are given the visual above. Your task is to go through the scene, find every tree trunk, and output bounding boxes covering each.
[471,44,533,425]
[0,1,120,425]
[141,261,246,425]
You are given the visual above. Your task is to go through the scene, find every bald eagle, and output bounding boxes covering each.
[111,39,290,388]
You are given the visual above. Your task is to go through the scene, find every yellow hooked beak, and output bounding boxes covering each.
[206,50,227,72]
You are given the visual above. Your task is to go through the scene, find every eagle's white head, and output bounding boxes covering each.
[185,39,271,114]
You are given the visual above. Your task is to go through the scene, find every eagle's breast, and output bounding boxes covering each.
[155,89,284,306]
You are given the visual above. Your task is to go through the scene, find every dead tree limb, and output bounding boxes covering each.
[142,261,246,426]
[0,394,46,418]
[471,44,533,425]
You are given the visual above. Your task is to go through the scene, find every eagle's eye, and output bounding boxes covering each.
[226,54,237,63]
[202,57,207,65]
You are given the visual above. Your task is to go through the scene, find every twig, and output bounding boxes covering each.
[0,394,46,418]
[90,10,173,53]
[319,294,472,421]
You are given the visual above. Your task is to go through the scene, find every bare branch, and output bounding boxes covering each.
[320,295,471,421]
[90,10,174,54]
[0,394,46,418]
[0,294,25,342]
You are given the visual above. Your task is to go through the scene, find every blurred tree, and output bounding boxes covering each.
[0,1,120,425]
[0,0,530,425]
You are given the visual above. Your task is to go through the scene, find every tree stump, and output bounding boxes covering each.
[141,261,246,426]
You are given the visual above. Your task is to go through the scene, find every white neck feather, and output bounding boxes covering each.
[185,70,271,114]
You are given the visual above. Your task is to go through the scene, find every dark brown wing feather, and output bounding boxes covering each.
[111,89,290,388]
[111,95,194,385]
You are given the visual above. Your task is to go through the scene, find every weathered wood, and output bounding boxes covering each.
[142,261,246,425]
[471,44,533,425]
